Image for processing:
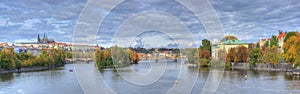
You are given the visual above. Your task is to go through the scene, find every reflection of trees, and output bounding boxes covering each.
[284,74,300,80]
[198,67,210,80]
[267,71,278,76]
[249,70,260,78]
[187,48,198,64]
[217,50,226,63]
[284,74,300,90]
[0,73,14,82]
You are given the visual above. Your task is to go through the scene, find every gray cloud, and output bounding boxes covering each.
[210,0,300,42]
[0,0,86,43]
[0,0,299,47]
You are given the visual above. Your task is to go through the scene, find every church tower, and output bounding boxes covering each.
[42,33,47,43]
[37,34,41,43]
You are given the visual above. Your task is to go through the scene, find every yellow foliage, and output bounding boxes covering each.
[283,35,300,65]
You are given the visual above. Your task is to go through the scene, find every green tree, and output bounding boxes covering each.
[200,39,211,52]
[264,41,269,48]
[15,59,21,71]
[256,42,260,49]
[270,35,278,47]
[19,51,27,61]
[249,48,261,66]
[0,48,16,70]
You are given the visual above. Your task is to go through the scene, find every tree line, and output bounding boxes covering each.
[0,48,66,71]
[186,39,212,67]
[94,46,140,68]
[223,32,300,68]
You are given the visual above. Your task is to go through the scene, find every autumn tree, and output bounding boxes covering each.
[197,39,212,66]
[94,46,140,68]
[237,46,248,63]
[110,46,131,66]
[198,49,211,66]
[95,48,103,65]
[132,51,140,64]
[270,46,282,67]
[48,48,65,65]
[201,49,211,60]
[126,48,134,62]
[22,58,33,67]
[0,48,16,70]
[226,48,237,63]
[284,32,297,42]
[283,35,300,67]
[264,46,281,67]
[39,50,50,66]
[103,50,111,62]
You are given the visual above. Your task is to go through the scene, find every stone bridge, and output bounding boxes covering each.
[65,58,93,63]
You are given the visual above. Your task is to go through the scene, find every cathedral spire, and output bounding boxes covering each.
[43,33,47,43]
[37,34,41,43]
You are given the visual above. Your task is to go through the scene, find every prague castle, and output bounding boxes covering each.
[37,34,55,44]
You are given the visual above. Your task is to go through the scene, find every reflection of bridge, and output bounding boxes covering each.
[65,58,93,63]
[139,56,183,60]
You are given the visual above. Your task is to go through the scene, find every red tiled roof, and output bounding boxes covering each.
[278,33,286,40]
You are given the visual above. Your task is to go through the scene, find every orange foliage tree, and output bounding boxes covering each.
[226,48,237,63]
[237,46,249,63]
[283,34,300,67]
[132,51,140,64]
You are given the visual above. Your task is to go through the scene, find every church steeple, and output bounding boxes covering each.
[37,34,41,43]
[42,33,47,43]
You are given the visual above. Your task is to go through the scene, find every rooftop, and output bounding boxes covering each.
[224,40,247,45]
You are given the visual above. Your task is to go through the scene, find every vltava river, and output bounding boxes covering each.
[1,59,300,94]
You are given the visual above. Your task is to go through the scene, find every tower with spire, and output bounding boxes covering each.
[36,33,55,44]
[37,34,41,43]
[42,33,47,43]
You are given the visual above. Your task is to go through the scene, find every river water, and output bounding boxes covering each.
[1,59,300,94]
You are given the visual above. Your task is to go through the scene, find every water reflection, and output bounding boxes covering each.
[0,65,83,94]
[1,62,300,94]
[0,73,14,82]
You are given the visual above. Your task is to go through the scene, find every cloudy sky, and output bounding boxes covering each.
[0,0,299,48]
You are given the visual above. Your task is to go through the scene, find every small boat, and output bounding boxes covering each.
[69,69,74,72]
[175,80,179,84]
